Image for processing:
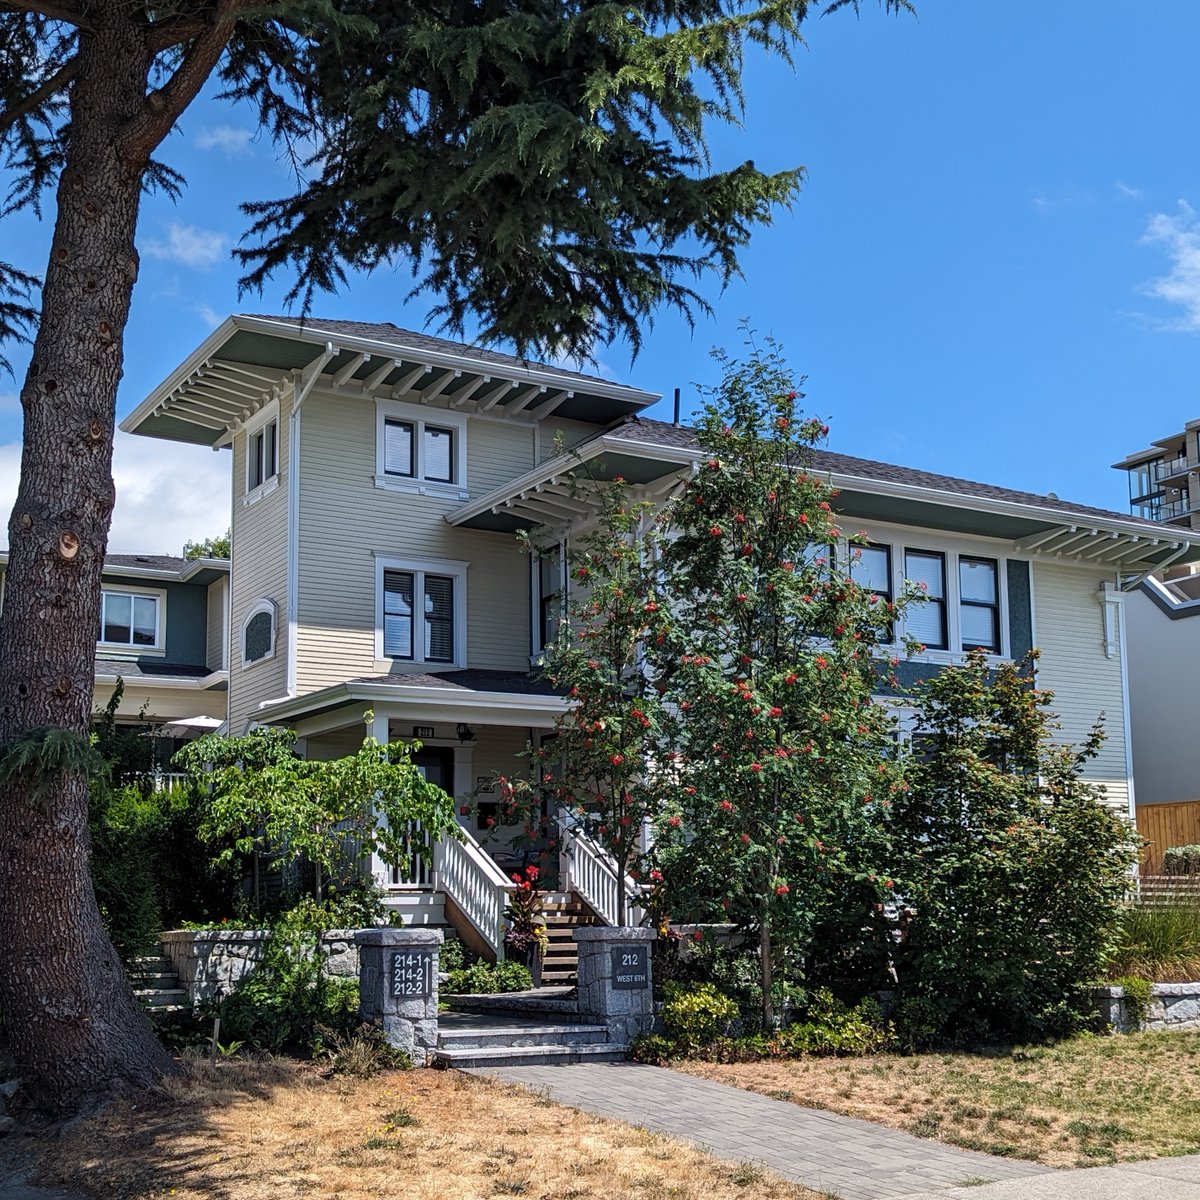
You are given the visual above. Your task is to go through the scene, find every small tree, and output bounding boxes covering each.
[655,334,911,1026]
[174,722,459,917]
[183,530,232,561]
[889,651,1139,1043]
[494,483,672,925]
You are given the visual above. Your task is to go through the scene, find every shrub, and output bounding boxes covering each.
[781,991,893,1056]
[319,1023,412,1076]
[661,982,738,1053]
[890,652,1139,1044]
[1162,846,1200,876]
[1109,898,1200,983]
[444,958,532,995]
[1111,976,1153,1029]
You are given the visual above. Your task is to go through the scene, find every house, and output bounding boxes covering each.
[122,314,1200,949]
[1111,425,1200,866]
[0,550,229,780]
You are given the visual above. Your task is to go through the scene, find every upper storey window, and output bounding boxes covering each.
[100,588,163,651]
[244,402,281,503]
[375,399,468,499]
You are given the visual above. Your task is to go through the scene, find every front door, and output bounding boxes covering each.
[411,746,455,793]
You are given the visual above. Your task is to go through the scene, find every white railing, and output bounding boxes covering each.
[388,820,434,889]
[433,826,512,959]
[559,823,645,927]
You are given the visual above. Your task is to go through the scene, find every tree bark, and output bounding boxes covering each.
[0,11,177,1111]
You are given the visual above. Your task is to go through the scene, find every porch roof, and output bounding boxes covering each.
[253,669,566,730]
[451,416,1200,575]
[120,315,659,447]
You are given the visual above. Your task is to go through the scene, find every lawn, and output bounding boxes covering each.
[678,1030,1200,1169]
[23,1056,829,1200]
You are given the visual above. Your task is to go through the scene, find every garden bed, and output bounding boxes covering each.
[676,1030,1200,1168]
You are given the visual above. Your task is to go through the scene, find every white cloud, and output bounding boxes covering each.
[143,222,229,271]
[1115,180,1143,200]
[195,124,253,156]
[1142,201,1200,331]
[0,431,230,556]
[194,302,223,330]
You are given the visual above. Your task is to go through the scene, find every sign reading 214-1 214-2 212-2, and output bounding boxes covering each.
[392,950,433,998]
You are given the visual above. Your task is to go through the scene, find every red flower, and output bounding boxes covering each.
[610,753,624,765]
[692,930,704,941]
[785,673,798,685]
[710,525,723,537]
[777,417,790,429]
[649,868,664,882]
[668,815,682,828]
[769,706,782,718]
[735,513,746,524]
[740,833,751,844]
[775,883,790,896]
[815,655,828,670]
[750,762,763,773]
[460,805,470,815]
[707,459,720,470]
[719,799,734,812]
[799,513,808,525]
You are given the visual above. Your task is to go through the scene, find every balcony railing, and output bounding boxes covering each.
[1153,455,1200,484]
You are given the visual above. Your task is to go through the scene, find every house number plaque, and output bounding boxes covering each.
[611,945,650,990]
[391,950,434,998]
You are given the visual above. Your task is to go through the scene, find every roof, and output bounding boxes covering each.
[346,669,561,697]
[95,659,227,688]
[452,416,1200,572]
[0,551,229,584]
[121,314,659,446]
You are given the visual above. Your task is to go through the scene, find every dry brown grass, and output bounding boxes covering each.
[30,1056,829,1200]
[679,1030,1200,1169]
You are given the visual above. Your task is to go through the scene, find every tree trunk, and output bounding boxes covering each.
[760,917,773,1029]
[0,14,177,1111]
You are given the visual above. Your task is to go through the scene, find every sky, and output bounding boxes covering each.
[5,0,1200,553]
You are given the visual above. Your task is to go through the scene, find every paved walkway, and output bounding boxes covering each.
[471,1061,1049,1200]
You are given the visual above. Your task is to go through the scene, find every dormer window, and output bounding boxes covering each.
[99,587,163,651]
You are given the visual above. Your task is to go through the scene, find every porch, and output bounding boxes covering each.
[254,669,642,972]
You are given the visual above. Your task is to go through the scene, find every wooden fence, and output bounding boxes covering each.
[1136,801,1200,874]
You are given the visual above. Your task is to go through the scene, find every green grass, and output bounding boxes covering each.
[1110,897,1200,982]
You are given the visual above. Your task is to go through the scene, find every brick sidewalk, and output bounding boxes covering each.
[471,1061,1050,1200]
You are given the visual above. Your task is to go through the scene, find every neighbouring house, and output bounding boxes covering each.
[1112,425,1200,867]
[0,550,229,775]
[121,314,1200,953]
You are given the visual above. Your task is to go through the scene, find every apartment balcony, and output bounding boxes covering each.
[1157,496,1200,526]
[1154,455,1200,488]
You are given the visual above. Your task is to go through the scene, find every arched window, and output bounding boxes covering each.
[242,599,276,666]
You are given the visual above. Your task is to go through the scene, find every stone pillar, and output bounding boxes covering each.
[355,927,442,1065]
[573,926,656,1045]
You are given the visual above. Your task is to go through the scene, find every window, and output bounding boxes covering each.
[959,556,1000,653]
[100,589,160,649]
[376,556,468,666]
[851,543,893,638]
[242,599,277,666]
[375,400,468,497]
[903,550,948,650]
[248,418,278,492]
[538,546,562,651]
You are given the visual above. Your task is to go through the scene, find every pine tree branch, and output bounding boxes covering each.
[118,0,261,165]
[0,0,92,30]
[0,57,78,139]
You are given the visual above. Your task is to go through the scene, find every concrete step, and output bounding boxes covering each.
[130,971,178,988]
[130,956,174,974]
[438,1022,608,1051]
[135,987,189,1010]
[433,1042,629,1069]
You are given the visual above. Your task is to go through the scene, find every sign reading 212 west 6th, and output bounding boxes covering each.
[611,945,650,989]
[391,950,433,998]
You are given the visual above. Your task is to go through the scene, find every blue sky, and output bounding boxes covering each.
[6,0,1200,551]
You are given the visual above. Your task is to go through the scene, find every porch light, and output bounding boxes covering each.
[456,722,475,743]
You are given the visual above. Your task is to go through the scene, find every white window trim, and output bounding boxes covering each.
[374,553,469,668]
[374,398,469,500]
[98,584,167,656]
[244,400,281,503]
[241,598,278,669]
[844,526,1012,665]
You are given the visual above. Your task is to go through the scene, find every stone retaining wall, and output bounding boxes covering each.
[1095,981,1200,1032]
[160,929,360,1003]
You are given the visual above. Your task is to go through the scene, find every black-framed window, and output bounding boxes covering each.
[383,418,455,484]
[852,543,893,639]
[904,550,948,650]
[383,569,455,662]
[101,590,158,647]
[959,556,1000,653]
[249,419,278,491]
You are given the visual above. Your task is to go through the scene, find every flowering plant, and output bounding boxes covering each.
[503,865,549,956]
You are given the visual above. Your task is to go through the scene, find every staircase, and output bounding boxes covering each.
[432,1007,628,1068]
[129,954,189,1015]
[540,893,600,986]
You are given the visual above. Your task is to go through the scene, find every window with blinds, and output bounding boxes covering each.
[903,550,948,650]
[383,569,455,662]
[383,418,455,484]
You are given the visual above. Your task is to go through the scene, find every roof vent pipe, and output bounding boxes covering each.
[673,387,681,426]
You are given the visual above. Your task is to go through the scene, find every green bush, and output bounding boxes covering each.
[1111,975,1153,1029]
[1109,899,1200,983]
[890,653,1139,1044]
[661,982,738,1053]
[444,958,532,994]
[1162,846,1200,876]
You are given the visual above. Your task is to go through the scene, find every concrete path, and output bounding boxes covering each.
[903,1154,1200,1199]
[471,1060,1049,1200]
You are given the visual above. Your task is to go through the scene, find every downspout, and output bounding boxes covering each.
[285,343,336,699]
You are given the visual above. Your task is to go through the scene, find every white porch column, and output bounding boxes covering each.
[369,710,392,888]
